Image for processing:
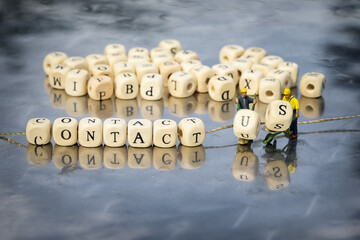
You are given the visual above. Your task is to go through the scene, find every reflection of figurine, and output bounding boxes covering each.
[283,138,298,174]
[235,88,256,110]
[282,88,299,139]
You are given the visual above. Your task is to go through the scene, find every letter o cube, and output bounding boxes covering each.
[26,118,52,145]
[168,71,196,98]
[208,75,235,102]
[233,109,260,140]
[299,72,326,98]
[265,100,293,132]
[153,119,177,148]
[87,76,113,100]
[140,73,164,100]
[128,119,152,148]
[259,78,281,103]
[78,117,103,147]
[53,117,78,146]
[177,117,205,147]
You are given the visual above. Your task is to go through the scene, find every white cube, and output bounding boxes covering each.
[259,78,281,103]
[114,73,139,100]
[128,119,152,148]
[153,119,177,148]
[265,100,293,132]
[278,62,299,87]
[191,65,215,93]
[299,72,326,98]
[103,118,127,147]
[168,71,196,98]
[239,69,263,95]
[233,109,260,140]
[219,44,244,63]
[266,69,292,92]
[178,117,205,147]
[140,73,164,100]
[78,117,103,147]
[208,75,235,101]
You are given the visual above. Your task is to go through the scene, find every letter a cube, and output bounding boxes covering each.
[128,119,152,148]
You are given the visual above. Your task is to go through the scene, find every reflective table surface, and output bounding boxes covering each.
[0,0,359,239]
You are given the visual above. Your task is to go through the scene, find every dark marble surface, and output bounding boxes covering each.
[0,0,359,239]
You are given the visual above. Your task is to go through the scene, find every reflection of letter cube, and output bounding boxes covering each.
[85,54,108,69]
[153,147,177,170]
[53,117,78,146]
[115,73,139,100]
[43,52,68,75]
[208,75,235,102]
[103,146,127,169]
[168,71,196,98]
[128,119,152,148]
[113,62,135,75]
[208,100,235,122]
[135,62,159,84]
[219,44,244,63]
[191,65,215,93]
[259,78,281,103]
[159,39,182,55]
[212,64,239,85]
[278,62,299,87]
[265,100,293,132]
[140,74,164,100]
[128,147,153,168]
[299,96,325,118]
[264,160,290,190]
[153,119,177,148]
[178,117,205,146]
[103,118,127,147]
[260,55,284,68]
[178,145,205,169]
[78,117,103,147]
[26,118,52,145]
[87,76,113,100]
[159,60,181,86]
[232,150,259,181]
[64,56,87,70]
[233,109,260,140]
[27,143,52,166]
[53,145,78,168]
[79,146,103,170]
[49,64,72,89]
[65,69,90,97]
[239,69,263,95]
[174,50,199,63]
[266,69,291,92]
[299,72,326,98]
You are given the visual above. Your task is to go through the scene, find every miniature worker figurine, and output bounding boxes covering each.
[282,88,300,139]
[235,88,256,110]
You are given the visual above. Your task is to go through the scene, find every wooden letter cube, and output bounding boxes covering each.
[178,117,205,147]
[90,64,113,79]
[260,55,284,68]
[168,71,196,98]
[127,54,150,64]
[231,58,253,78]
[26,118,52,145]
[65,69,90,96]
[103,118,127,147]
[219,44,244,64]
[265,100,293,132]
[104,43,126,55]
[158,39,182,55]
[64,56,87,70]
[181,60,202,72]
[140,73,164,100]
[43,52,68,75]
[115,73,139,100]
[78,117,103,147]
[191,65,215,93]
[113,62,135,75]
[150,47,171,59]
[299,72,326,98]
[153,119,177,148]
[212,64,239,85]
[106,52,127,68]
[53,117,78,146]
[174,50,199,63]
[266,69,292,92]
[233,109,260,140]
[259,78,281,103]
[159,60,181,86]
[128,47,149,57]
[208,75,235,101]
[243,47,267,59]
[85,54,108,69]
[152,53,174,67]
[49,64,72,89]
[87,76,113,100]
[278,62,299,87]
[264,160,290,190]
[251,62,274,76]
[239,69,263,95]
[135,62,159,84]
[128,119,152,148]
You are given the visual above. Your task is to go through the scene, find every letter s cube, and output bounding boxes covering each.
[265,100,293,132]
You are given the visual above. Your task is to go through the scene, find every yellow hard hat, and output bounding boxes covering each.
[241,88,247,93]
[283,88,291,95]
